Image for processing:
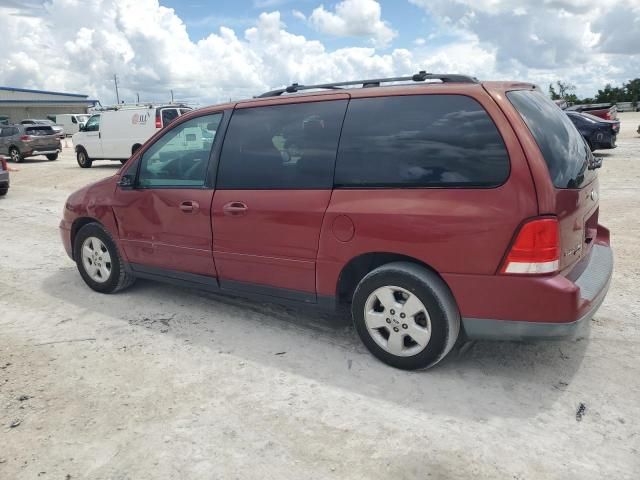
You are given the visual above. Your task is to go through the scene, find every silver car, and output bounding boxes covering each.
[0,124,62,163]
[0,155,9,196]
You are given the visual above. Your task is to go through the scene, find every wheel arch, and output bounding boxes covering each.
[335,252,451,305]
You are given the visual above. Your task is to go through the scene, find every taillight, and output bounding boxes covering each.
[500,217,560,275]
[20,135,32,142]
[0,155,7,171]
[155,111,162,128]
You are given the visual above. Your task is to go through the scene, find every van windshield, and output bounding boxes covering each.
[507,89,596,189]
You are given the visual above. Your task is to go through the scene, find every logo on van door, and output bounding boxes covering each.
[132,113,149,125]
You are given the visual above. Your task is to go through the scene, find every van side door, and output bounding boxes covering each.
[212,97,348,301]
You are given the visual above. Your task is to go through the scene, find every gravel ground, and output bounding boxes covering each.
[1,114,639,479]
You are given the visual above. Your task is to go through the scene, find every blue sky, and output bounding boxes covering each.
[1,0,638,103]
[162,0,443,50]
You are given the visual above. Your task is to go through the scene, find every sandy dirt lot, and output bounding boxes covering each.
[1,114,639,479]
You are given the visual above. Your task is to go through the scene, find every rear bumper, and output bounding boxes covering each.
[0,170,9,187]
[447,238,613,341]
[25,148,61,157]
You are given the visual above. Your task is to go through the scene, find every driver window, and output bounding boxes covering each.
[138,113,222,188]
[84,115,100,132]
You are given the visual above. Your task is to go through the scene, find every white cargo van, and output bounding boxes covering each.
[72,104,192,168]
[55,114,90,136]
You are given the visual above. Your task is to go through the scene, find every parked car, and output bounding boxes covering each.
[54,114,90,136]
[72,104,192,168]
[20,119,65,139]
[566,103,618,121]
[0,124,62,162]
[0,155,9,196]
[566,111,619,151]
[59,73,613,370]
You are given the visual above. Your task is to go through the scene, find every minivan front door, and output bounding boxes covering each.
[212,98,348,301]
[111,112,224,278]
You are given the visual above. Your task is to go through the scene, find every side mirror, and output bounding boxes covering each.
[117,174,135,189]
[79,125,86,132]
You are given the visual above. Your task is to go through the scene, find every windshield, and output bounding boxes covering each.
[508,90,596,189]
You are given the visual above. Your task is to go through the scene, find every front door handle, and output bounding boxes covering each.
[180,200,199,213]
[223,201,248,216]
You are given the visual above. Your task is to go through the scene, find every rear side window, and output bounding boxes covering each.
[334,95,509,188]
[507,90,594,189]
[217,100,348,189]
[25,126,54,136]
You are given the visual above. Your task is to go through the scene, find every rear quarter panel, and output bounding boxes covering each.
[316,87,538,297]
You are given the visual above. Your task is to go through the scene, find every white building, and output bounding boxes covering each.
[0,87,98,124]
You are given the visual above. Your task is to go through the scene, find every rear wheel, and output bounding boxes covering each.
[120,159,127,165]
[77,149,92,168]
[46,153,58,161]
[352,262,460,370]
[0,187,8,196]
[9,147,22,163]
[74,223,135,293]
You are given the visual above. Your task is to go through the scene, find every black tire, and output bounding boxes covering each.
[9,147,22,163]
[0,187,8,196]
[352,262,460,370]
[46,153,58,161]
[77,148,92,168]
[120,159,127,165]
[73,223,136,294]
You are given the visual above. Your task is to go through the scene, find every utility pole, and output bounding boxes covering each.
[170,89,174,103]
[136,92,140,103]
[113,74,120,104]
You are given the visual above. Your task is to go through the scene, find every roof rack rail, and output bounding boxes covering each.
[91,101,191,112]
[257,71,478,98]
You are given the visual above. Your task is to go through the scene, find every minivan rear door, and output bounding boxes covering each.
[212,96,349,300]
[505,89,600,270]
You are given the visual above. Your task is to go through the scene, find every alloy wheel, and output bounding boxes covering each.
[81,236,112,283]
[363,285,432,357]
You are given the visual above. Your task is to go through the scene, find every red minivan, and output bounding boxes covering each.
[60,72,613,370]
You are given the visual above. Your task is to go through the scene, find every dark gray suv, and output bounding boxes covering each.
[0,124,61,163]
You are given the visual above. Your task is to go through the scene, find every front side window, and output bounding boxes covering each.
[137,113,222,188]
[335,95,509,188]
[217,100,347,189]
[84,115,100,132]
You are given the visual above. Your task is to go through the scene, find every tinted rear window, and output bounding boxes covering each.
[507,90,595,189]
[217,100,347,189]
[334,95,509,188]
[25,126,54,136]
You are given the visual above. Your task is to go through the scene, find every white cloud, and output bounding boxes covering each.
[309,0,396,47]
[292,9,306,21]
[409,0,640,96]
[414,38,426,46]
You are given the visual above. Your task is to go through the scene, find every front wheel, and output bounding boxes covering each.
[352,262,460,370]
[74,223,135,293]
[77,149,92,168]
[9,147,22,163]
[46,153,58,161]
